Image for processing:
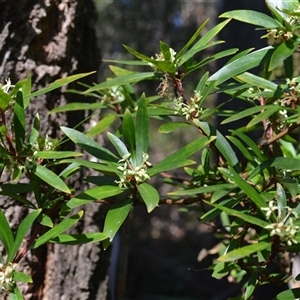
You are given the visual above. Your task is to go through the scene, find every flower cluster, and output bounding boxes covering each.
[148,48,177,72]
[115,153,152,188]
[0,263,17,293]
[262,201,299,246]
[174,91,203,120]
[0,78,14,94]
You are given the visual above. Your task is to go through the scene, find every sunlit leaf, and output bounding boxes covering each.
[217,241,271,262]
[49,102,106,113]
[50,232,109,245]
[0,208,14,255]
[87,114,116,138]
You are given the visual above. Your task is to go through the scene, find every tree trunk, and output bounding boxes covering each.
[0,1,110,299]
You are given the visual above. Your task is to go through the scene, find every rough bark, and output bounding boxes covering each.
[0,1,110,299]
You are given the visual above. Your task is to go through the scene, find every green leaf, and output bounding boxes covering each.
[245,269,258,300]
[7,209,41,263]
[0,89,11,110]
[49,102,106,113]
[179,19,231,66]
[194,121,241,173]
[235,72,279,92]
[208,46,273,86]
[206,201,269,228]
[249,157,300,179]
[281,178,298,198]
[226,136,255,162]
[28,113,40,145]
[87,114,116,138]
[246,105,283,128]
[107,132,130,158]
[219,10,281,28]
[34,164,70,194]
[35,151,82,159]
[168,183,235,196]
[22,73,32,109]
[13,91,25,152]
[13,271,33,283]
[10,284,24,300]
[137,183,160,213]
[109,65,135,76]
[160,41,171,61]
[0,208,14,255]
[31,211,84,248]
[122,109,136,162]
[266,0,299,26]
[269,40,299,71]
[26,72,95,102]
[274,288,300,300]
[83,72,155,94]
[176,19,209,59]
[61,127,118,162]
[66,185,124,209]
[158,122,192,133]
[222,105,271,125]
[276,183,286,221]
[50,232,109,245]
[103,59,149,66]
[219,167,267,209]
[103,197,133,243]
[149,136,214,176]
[217,241,271,262]
[135,95,149,165]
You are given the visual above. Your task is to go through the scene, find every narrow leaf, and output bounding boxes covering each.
[50,232,109,245]
[0,208,14,254]
[31,211,84,248]
[27,72,95,101]
[217,241,271,262]
[7,209,41,263]
[49,102,105,113]
[66,185,124,209]
[122,109,136,157]
[103,197,133,242]
[83,72,155,94]
[61,127,118,162]
[219,10,281,28]
[158,122,192,133]
[208,46,273,86]
[34,164,70,194]
[219,167,267,209]
[87,114,116,138]
[274,288,300,300]
[135,95,149,165]
[35,151,82,159]
[107,132,130,158]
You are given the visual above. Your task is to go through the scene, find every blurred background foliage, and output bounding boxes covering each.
[92,1,271,299]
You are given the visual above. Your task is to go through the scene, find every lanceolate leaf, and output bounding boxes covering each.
[0,208,14,255]
[13,91,26,152]
[208,46,273,86]
[103,197,133,243]
[137,183,160,213]
[217,241,271,262]
[83,72,155,94]
[149,136,214,176]
[219,167,267,209]
[31,211,84,248]
[49,102,106,113]
[66,185,124,209]
[269,40,299,71]
[158,122,192,133]
[206,201,269,228]
[35,151,83,159]
[7,209,41,263]
[219,10,281,28]
[135,95,149,165]
[34,164,70,194]
[87,114,116,138]
[26,72,95,102]
[249,157,300,179]
[61,127,118,162]
[107,132,130,158]
[50,232,109,245]
[122,110,136,159]
[194,121,241,173]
